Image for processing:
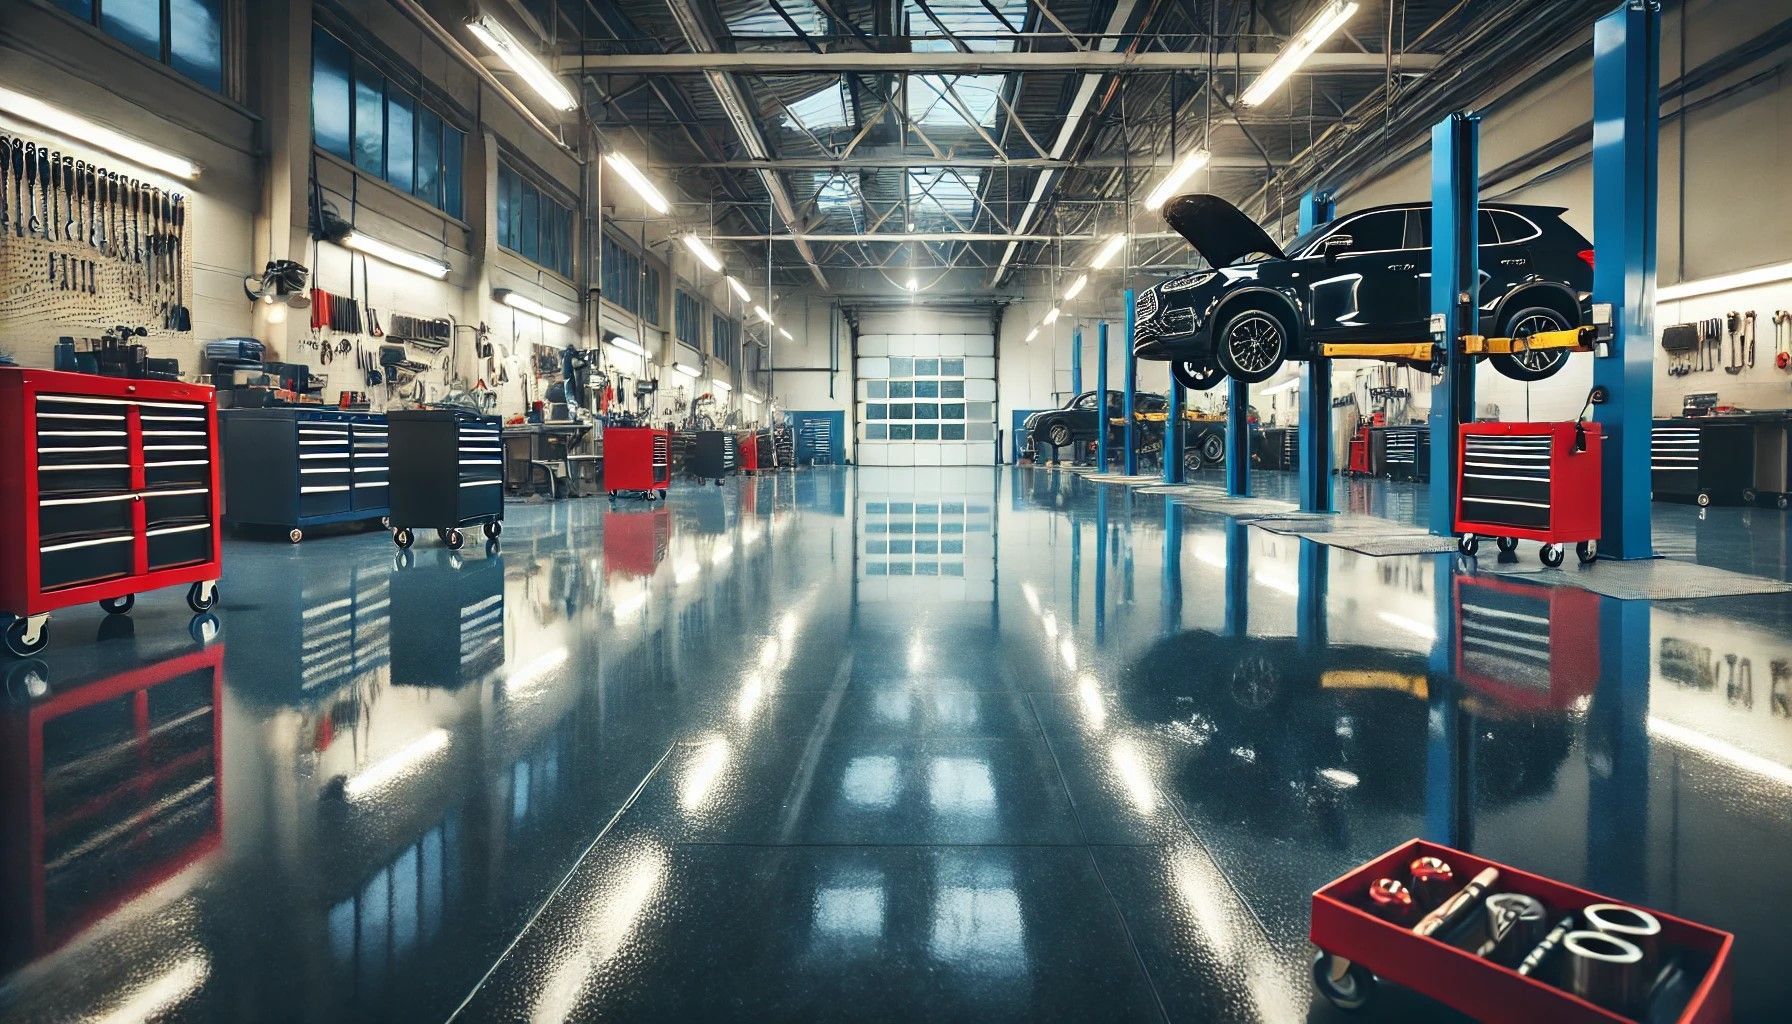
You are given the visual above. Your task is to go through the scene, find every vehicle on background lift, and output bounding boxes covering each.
[1133,193,1595,387]
[1026,390,1228,468]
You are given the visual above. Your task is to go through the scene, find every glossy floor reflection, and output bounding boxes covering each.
[2,466,1788,1022]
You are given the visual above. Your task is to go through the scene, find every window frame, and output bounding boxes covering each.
[500,159,576,278]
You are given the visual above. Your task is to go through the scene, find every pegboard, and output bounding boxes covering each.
[0,131,193,346]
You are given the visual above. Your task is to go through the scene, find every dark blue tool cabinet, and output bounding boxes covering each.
[219,408,390,542]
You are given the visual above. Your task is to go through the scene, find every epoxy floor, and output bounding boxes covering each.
[2,466,1790,1022]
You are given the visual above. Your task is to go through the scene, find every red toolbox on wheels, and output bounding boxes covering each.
[604,427,671,500]
[0,368,222,657]
[737,430,761,475]
[1455,420,1602,568]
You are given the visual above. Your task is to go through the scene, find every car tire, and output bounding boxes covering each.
[1199,432,1226,465]
[1046,422,1073,448]
[1172,359,1226,391]
[1214,308,1290,384]
[1491,306,1574,382]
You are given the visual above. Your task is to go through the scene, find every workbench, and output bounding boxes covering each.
[502,422,592,499]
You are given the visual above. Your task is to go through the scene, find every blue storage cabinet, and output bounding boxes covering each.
[220,408,390,542]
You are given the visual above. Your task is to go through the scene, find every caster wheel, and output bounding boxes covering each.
[437,528,451,543]
[484,521,502,539]
[1743,488,1757,504]
[608,491,617,499]
[1456,534,1479,556]
[1312,951,1376,1011]
[658,489,668,500]
[186,581,219,613]
[381,516,392,529]
[100,594,135,615]
[1780,496,1789,510]
[2,616,49,658]
[189,613,221,645]
[1540,543,1566,568]
[445,529,465,551]
[394,550,414,570]
[715,479,723,487]
[289,528,304,544]
[394,528,414,549]
[1495,536,1518,554]
[1577,540,1598,564]
[1696,492,1711,507]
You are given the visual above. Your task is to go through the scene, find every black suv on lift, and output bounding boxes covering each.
[1026,390,1229,468]
[1133,194,1594,388]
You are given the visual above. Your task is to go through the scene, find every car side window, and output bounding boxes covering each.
[1074,393,1098,410]
[1489,210,1540,244]
[1329,211,1405,254]
[1404,210,1431,250]
[1478,210,1503,245]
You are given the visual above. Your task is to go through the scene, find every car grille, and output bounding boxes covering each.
[1135,290,1159,322]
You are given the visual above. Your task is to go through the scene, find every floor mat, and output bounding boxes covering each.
[1172,497,1301,518]
[1251,514,1460,556]
[1479,557,1792,600]
[1084,473,1167,485]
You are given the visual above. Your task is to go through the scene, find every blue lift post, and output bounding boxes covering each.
[1226,372,1250,495]
[1161,498,1183,632]
[1095,322,1111,470]
[1123,290,1139,475]
[1094,487,1109,645]
[1070,323,1083,398]
[1223,518,1249,638]
[1296,190,1337,512]
[1162,377,1184,483]
[1427,113,1481,537]
[1591,0,1659,560]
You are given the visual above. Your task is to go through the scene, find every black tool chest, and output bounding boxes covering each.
[690,430,737,483]
[1381,425,1430,482]
[387,410,504,549]
[1651,417,1755,506]
[219,409,389,540]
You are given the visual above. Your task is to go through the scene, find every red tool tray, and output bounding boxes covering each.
[1310,838,1733,1022]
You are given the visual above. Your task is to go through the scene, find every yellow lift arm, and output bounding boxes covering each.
[1316,325,1596,364]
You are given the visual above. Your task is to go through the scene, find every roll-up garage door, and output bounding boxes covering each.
[855,324,997,467]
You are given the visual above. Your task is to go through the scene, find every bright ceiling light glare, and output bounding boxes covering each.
[753,305,774,323]
[603,150,670,215]
[338,231,450,279]
[1144,148,1214,210]
[905,276,919,293]
[711,378,733,393]
[1657,260,1792,302]
[495,288,572,325]
[682,234,724,273]
[466,14,578,111]
[1043,307,1061,325]
[1090,233,1128,269]
[341,729,450,800]
[1025,327,1039,343]
[90,954,210,1024]
[0,86,201,179]
[1063,274,1088,301]
[607,334,648,358]
[1239,0,1360,108]
[777,327,793,340]
[672,362,701,379]
[725,275,753,302]
[743,392,762,405]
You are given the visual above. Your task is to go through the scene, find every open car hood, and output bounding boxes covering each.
[1161,194,1286,268]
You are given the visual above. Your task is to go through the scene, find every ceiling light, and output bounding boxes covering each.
[0,86,200,179]
[683,234,724,273]
[1025,327,1039,342]
[1043,307,1061,325]
[604,151,670,214]
[1063,274,1088,301]
[494,288,571,325]
[753,305,774,323]
[906,222,916,232]
[1239,0,1360,108]
[744,392,762,405]
[1657,260,1792,301]
[725,275,752,302]
[1090,233,1127,269]
[466,14,577,111]
[1144,149,1213,210]
[711,377,733,392]
[777,327,793,340]
[337,231,450,279]
[608,334,647,358]
[673,362,701,379]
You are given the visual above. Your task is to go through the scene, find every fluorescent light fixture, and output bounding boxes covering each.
[466,14,577,111]
[1063,274,1088,301]
[1260,376,1300,395]
[744,392,762,405]
[1025,327,1039,342]
[0,86,200,179]
[725,275,752,302]
[604,151,670,214]
[1657,260,1792,301]
[711,377,733,392]
[683,234,724,273]
[672,362,701,379]
[341,729,450,800]
[1043,307,1061,325]
[495,288,572,325]
[1091,233,1127,269]
[777,327,793,340]
[1239,0,1360,108]
[753,305,774,323]
[607,334,647,358]
[338,231,450,279]
[1144,148,1214,210]
[905,276,919,292]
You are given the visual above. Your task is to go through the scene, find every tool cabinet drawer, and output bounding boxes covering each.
[353,483,390,510]
[144,486,210,525]
[39,491,137,540]
[39,532,135,590]
[458,479,503,520]
[146,522,211,570]
[299,486,352,517]
[38,457,133,493]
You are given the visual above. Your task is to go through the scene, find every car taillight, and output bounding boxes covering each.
[1577,249,1595,268]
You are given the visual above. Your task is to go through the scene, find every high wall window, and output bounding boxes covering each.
[600,233,662,324]
[497,162,574,278]
[674,289,704,349]
[311,27,465,219]
[712,314,741,367]
[58,0,224,93]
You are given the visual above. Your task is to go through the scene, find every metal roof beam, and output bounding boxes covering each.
[553,50,1441,74]
[687,154,1282,169]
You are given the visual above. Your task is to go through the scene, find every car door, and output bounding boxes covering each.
[1302,209,1421,342]
[1069,392,1100,436]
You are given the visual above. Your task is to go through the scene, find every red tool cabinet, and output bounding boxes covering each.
[603,427,670,500]
[737,430,761,474]
[0,368,222,656]
[1311,838,1733,1022]
[1455,420,1602,567]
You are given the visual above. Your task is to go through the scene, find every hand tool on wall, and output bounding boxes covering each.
[1743,310,1756,369]
[1774,311,1791,370]
[24,141,40,236]
[88,164,101,249]
[40,146,53,237]
[0,136,9,235]
[46,150,58,241]
[62,155,75,240]
[10,138,25,237]
[1724,312,1744,374]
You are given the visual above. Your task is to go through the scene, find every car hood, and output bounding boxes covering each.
[1161,194,1286,268]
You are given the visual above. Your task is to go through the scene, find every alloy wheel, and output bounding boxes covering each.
[1225,314,1284,376]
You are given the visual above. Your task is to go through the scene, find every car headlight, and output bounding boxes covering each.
[1161,271,1216,293]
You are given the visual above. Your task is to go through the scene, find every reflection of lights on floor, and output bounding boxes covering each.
[1193,541,1226,568]
[1169,848,1237,961]
[1252,570,1298,596]
[610,587,648,620]
[1021,582,1040,613]
[679,739,732,810]
[505,646,570,697]
[759,638,783,669]
[529,846,666,1020]
[928,757,995,812]
[736,672,766,721]
[711,541,733,566]
[1649,717,1792,787]
[1377,610,1436,641]
[907,638,928,671]
[342,729,450,800]
[1109,740,1159,813]
[1059,637,1077,670]
[779,611,800,644]
[812,868,887,949]
[1040,611,1058,640]
[674,559,700,585]
[90,953,209,1024]
[842,755,902,808]
[1076,674,1106,731]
